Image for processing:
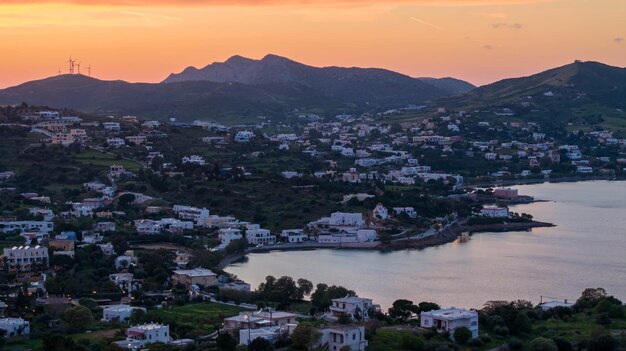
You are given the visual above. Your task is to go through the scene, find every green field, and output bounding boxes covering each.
[153,302,249,330]
[74,150,142,171]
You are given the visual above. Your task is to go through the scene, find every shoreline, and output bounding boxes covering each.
[218,220,555,270]
[462,175,624,189]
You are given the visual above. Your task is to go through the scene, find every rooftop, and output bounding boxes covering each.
[421,307,477,320]
[173,268,217,277]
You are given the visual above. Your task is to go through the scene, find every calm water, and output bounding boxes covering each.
[226,181,626,309]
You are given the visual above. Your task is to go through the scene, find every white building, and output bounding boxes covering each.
[329,296,376,321]
[480,206,509,218]
[0,221,54,234]
[372,203,388,220]
[218,228,243,246]
[393,207,417,218]
[280,229,308,243]
[182,155,206,166]
[420,308,478,340]
[113,323,170,349]
[102,122,121,132]
[239,325,295,346]
[234,131,254,143]
[102,305,146,323]
[173,205,210,227]
[106,137,126,148]
[329,213,364,227]
[318,325,367,351]
[577,166,593,173]
[245,224,276,245]
[134,219,163,235]
[2,246,49,272]
[0,317,30,337]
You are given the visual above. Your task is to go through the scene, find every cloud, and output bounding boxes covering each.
[0,8,182,27]
[410,17,443,30]
[482,44,494,50]
[492,22,523,29]
[0,0,567,6]
[614,37,624,43]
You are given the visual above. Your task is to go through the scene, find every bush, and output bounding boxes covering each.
[493,325,509,337]
[468,338,484,347]
[529,337,558,351]
[551,337,573,351]
[596,313,611,325]
[453,327,472,345]
[508,337,524,350]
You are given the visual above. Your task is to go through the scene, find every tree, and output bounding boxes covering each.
[417,301,440,313]
[529,337,558,351]
[388,299,419,320]
[513,312,532,334]
[291,324,321,350]
[42,333,84,351]
[588,335,618,351]
[79,297,100,314]
[596,313,611,325]
[216,332,238,351]
[249,337,275,351]
[226,238,249,255]
[453,327,472,345]
[63,305,93,330]
[340,346,352,351]
[551,337,572,351]
[117,193,136,208]
[296,278,314,300]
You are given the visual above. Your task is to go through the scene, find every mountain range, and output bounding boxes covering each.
[0,56,623,125]
[0,55,473,122]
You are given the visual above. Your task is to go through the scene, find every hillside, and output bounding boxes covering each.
[0,74,342,124]
[0,55,477,124]
[163,54,474,99]
[452,61,626,108]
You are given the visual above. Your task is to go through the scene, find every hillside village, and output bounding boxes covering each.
[0,101,624,351]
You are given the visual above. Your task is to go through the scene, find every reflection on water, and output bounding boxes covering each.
[226,181,626,309]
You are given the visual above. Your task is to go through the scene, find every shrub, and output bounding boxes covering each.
[508,337,524,350]
[453,327,472,345]
[596,313,611,325]
[551,337,573,351]
[529,337,558,351]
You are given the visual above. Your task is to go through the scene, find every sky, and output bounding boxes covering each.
[0,0,624,88]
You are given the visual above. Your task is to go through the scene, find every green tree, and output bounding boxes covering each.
[388,299,419,320]
[216,332,238,351]
[291,324,321,350]
[296,278,314,300]
[42,334,84,351]
[513,312,532,334]
[63,305,93,330]
[249,337,274,351]
[79,297,100,314]
[453,327,472,345]
[529,337,558,351]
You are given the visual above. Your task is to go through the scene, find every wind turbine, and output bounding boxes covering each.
[67,56,74,74]
[87,65,92,77]
[76,61,81,75]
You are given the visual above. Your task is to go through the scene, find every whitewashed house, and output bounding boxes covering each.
[102,305,146,323]
[480,206,509,218]
[329,296,376,321]
[113,323,170,349]
[420,308,478,340]
[0,317,30,337]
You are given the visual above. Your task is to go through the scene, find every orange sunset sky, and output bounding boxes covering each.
[1,0,624,88]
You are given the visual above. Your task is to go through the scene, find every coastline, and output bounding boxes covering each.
[218,220,555,270]
[462,175,624,189]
